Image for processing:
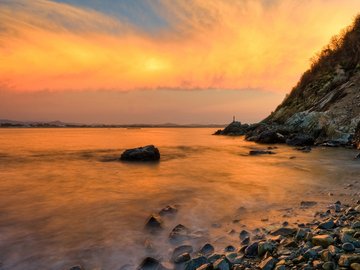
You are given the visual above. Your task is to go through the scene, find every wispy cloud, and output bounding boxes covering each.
[1,0,360,92]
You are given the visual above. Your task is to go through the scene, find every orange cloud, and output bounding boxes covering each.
[1,0,360,92]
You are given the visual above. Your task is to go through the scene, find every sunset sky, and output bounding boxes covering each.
[1,0,360,124]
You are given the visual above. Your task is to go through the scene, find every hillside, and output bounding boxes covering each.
[264,15,360,145]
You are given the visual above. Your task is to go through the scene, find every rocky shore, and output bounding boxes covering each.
[214,121,360,150]
[135,200,360,270]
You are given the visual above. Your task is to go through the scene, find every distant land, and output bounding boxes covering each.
[0,119,226,128]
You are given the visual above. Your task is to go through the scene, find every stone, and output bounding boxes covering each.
[200,244,215,256]
[351,263,360,270]
[68,266,83,270]
[224,245,236,252]
[270,227,297,237]
[138,257,160,270]
[172,245,193,262]
[300,201,318,207]
[259,256,277,270]
[303,248,318,260]
[239,230,250,241]
[322,261,335,270]
[275,266,286,270]
[286,134,315,146]
[120,145,160,161]
[258,241,275,257]
[312,235,334,248]
[196,263,213,270]
[343,242,355,252]
[338,254,360,267]
[213,258,231,270]
[169,224,191,242]
[249,150,275,155]
[295,228,308,240]
[245,242,259,257]
[174,253,191,264]
[257,130,286,144]
[208,254,223,263]
[318,220,335,230]
[352,221,360,229]
[215,121,249,136]
[145,214,163,230]
[184,256,208,270]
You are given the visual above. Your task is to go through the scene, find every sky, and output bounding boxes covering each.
[1,0,360,124]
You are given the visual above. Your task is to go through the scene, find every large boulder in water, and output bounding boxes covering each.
[214,121,249,136]
[120,145,160,161]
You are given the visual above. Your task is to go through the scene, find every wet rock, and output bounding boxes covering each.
[303,248,318,260]
[300,201,318,208]
[258,241,275,257]
[257,130,286,144]
[352,221,360,229]
[312,235,334,248]
[239,230,250,241]
[169,224,191,242]
[213,258,231,270]
[120,145,160,161]
[342,242,355,252]
[318,220,335,230]
[322,261,335,270]
[172,245,193,262]
[338,254,360,267]
[245,242,259,257]
[159,205,178,216]
[224,245,236,252]
[68,266,83,270]
[174,253,191,264]
[145,214,163,231]
[351,263,360,270]
[296,146,312,152]
[196,263,214,270]
[200,244,215,256]
[286,134,315,146]
[259,256,277,270]
[208,254,223,263]
[249,150,275,155]
[274,266,286,270]
[214,121,249,136]
[184,256,207,270]
[138,257,161,270]
[270,227,297,237]
[295,228,308,240]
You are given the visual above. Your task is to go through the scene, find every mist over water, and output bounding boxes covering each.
[0,128,358,270]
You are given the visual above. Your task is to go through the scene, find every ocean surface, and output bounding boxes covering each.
[0,128,359,270]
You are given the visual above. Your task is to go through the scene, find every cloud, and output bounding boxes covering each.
[1,0,360,92]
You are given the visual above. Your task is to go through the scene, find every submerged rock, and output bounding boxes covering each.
[171,245,193,262]
[120,145,160,161]
[159,205,178,216]
[199,243,215,256]
[145,214,163,231]
[249,150,275,155]
[169,224,191,242]
[138,257,161,270]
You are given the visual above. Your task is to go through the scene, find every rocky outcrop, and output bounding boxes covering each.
[213,121,249,136]
[120,145,160,161]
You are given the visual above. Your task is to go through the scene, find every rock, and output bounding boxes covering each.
[138,257,161,270]
[303,248,318,260]
[224,245,236,252]
[296,146,312,152]
[239,230,250,241]
[342,242,355,252]
[169,224,191,242]
[286,134,315,146]
[257,130,286,144]
[199,244,215,256]
[249,150,275,155]
[351,263,360,270]
[258,241,275,257]
[174,253,191,264]
[184,256,207,270]
[68,266,83,270]
[295,228,308,240]
[120,145,160,161]
[196,263,213,270]
[338,254,360,267]
[213,258,231,270]
[322,261,336,270]
[312,235,334,248]
[300,201,318,207]
[259,256,277,270]
[270,227,296,237]
[145,214,163,230]
[208,254,223,263]
[318,220,335,230]
[275,266,286,270]
[172,245,193,262]
[214,121,250,136]
[245,242,259,257]
[353,122,360,149]
[352,221,360,229]
[159,205,178,216]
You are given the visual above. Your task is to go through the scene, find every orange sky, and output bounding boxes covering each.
[1,0,360,93]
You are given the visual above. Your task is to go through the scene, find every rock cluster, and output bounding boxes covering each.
[136,200,360,270]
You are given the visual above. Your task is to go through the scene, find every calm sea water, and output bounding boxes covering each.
[0,128,359,270]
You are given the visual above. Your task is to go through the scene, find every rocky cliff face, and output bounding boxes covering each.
[264,16,360,147]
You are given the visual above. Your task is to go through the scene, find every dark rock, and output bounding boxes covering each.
[295,146,312,152]
[239,230,250,241]
[214,121,249,136]
[257,130,286,144]
[138,257,161,270]
[286,134,315,146]
[120,145,160,161]
[312,235,334,248]
[353,122,360,149]
[224,245,236,252]
[322,261,335,270]
[174,253,191,264]
[342,242,355,252]
[68,266,83,270]
[171,245,193,262]
[249,150,276,155]
[145,214,163,231]
[169,224,191,242]
[199,244,215,256]
[245,242,259,257]
[196,263,214,270]
[318,220,335,230]
[270,227,297,237]
[213,258,231,270]
[258,241,275,257]
[259,256,277,270]
[300,201,318,207]
[184,256,207,270]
